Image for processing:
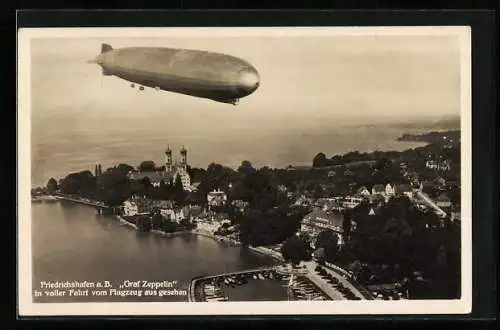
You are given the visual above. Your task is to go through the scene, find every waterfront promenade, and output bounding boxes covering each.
[53,194,109,209]
[303,261,369,300]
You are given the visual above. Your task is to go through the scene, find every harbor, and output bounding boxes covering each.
[189,267,333,302]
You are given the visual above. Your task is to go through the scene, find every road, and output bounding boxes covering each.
[414,190,447,217]
[303,261,366,300]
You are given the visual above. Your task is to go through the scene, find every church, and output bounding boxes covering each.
[128,146,192,190]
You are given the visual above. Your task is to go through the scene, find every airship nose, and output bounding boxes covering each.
[237,68,260,95]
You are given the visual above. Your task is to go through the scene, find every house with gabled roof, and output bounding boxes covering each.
[385,183,395,197]
[371,184,385,195]
[357,186,371,197]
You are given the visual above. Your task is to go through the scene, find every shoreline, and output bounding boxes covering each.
[116,215,138,230]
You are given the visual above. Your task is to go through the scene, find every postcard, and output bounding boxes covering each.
[18,26,471,316]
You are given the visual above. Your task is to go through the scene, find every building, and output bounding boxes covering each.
[342,196,363,209]
[369,194,386,206]
[426,160,451,171]
[394,183,413,199]
[207,189,228,208]
[294,195,311,207]
[94,164,102,177]
[121,196,172,217]
[436,193,452,209]
[450,209,461,222]
[128,146,191,189]
[231,199,250,212]
[314,198,344,212]
[385,184,395,197]
[277,184,287,193]
[301,210,344,245]
[122,200,139,216]
[371,184,385,196]
[357,186,371,197]
[161,208,185,223]
[327,170,336,177]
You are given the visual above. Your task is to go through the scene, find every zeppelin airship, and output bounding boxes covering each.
[88,43,260,105]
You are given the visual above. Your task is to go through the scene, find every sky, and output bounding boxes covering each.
[29,29,463,131]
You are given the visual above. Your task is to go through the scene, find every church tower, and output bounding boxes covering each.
[180,146,188,171]
[165,146,173,173]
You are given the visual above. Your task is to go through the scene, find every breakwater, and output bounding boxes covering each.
[187,266,278,302]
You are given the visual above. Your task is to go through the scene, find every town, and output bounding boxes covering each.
[32,130,461,301]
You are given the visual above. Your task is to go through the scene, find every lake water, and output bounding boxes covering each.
[31,201,281,302]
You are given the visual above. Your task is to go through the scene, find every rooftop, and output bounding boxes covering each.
[129,171,173,182]
[304,210,344,230]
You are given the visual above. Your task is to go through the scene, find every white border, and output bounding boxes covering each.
[17,26,472,316]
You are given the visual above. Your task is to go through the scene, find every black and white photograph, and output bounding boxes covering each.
[18,26,471,316]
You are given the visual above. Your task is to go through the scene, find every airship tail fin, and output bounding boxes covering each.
[101,43,113,54]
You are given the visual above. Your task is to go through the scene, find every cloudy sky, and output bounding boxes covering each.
[29,28,464,130]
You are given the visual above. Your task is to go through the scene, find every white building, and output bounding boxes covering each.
[371,184,385,196]
[173,167,191,190]
[385,184,395,197]
[357,186,371,197]
[207,189,228,207]
[426,160,451,171]
[122,200,138,216]
[342,196,363,209]
[161,208,185,223]
[301,210,344,246]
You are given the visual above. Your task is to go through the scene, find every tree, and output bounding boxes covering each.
[315,230,340,262]
[59,170,96,197]
[151,208,163,230]
[46,177,58,194]
[162,217,176,233]
[313,153,330,168]
[172,175,187,205]
[342,208,353,241]
[116,163,134,175]
[313,247,326,265]
[280,235,312,265]
[139,161,156,172]
[238,160,256,175]
[313,185,323,199]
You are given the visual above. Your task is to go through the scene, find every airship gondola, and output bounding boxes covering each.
[88,43,260,105]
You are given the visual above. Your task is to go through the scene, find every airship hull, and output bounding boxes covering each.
[92,44,260,104]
